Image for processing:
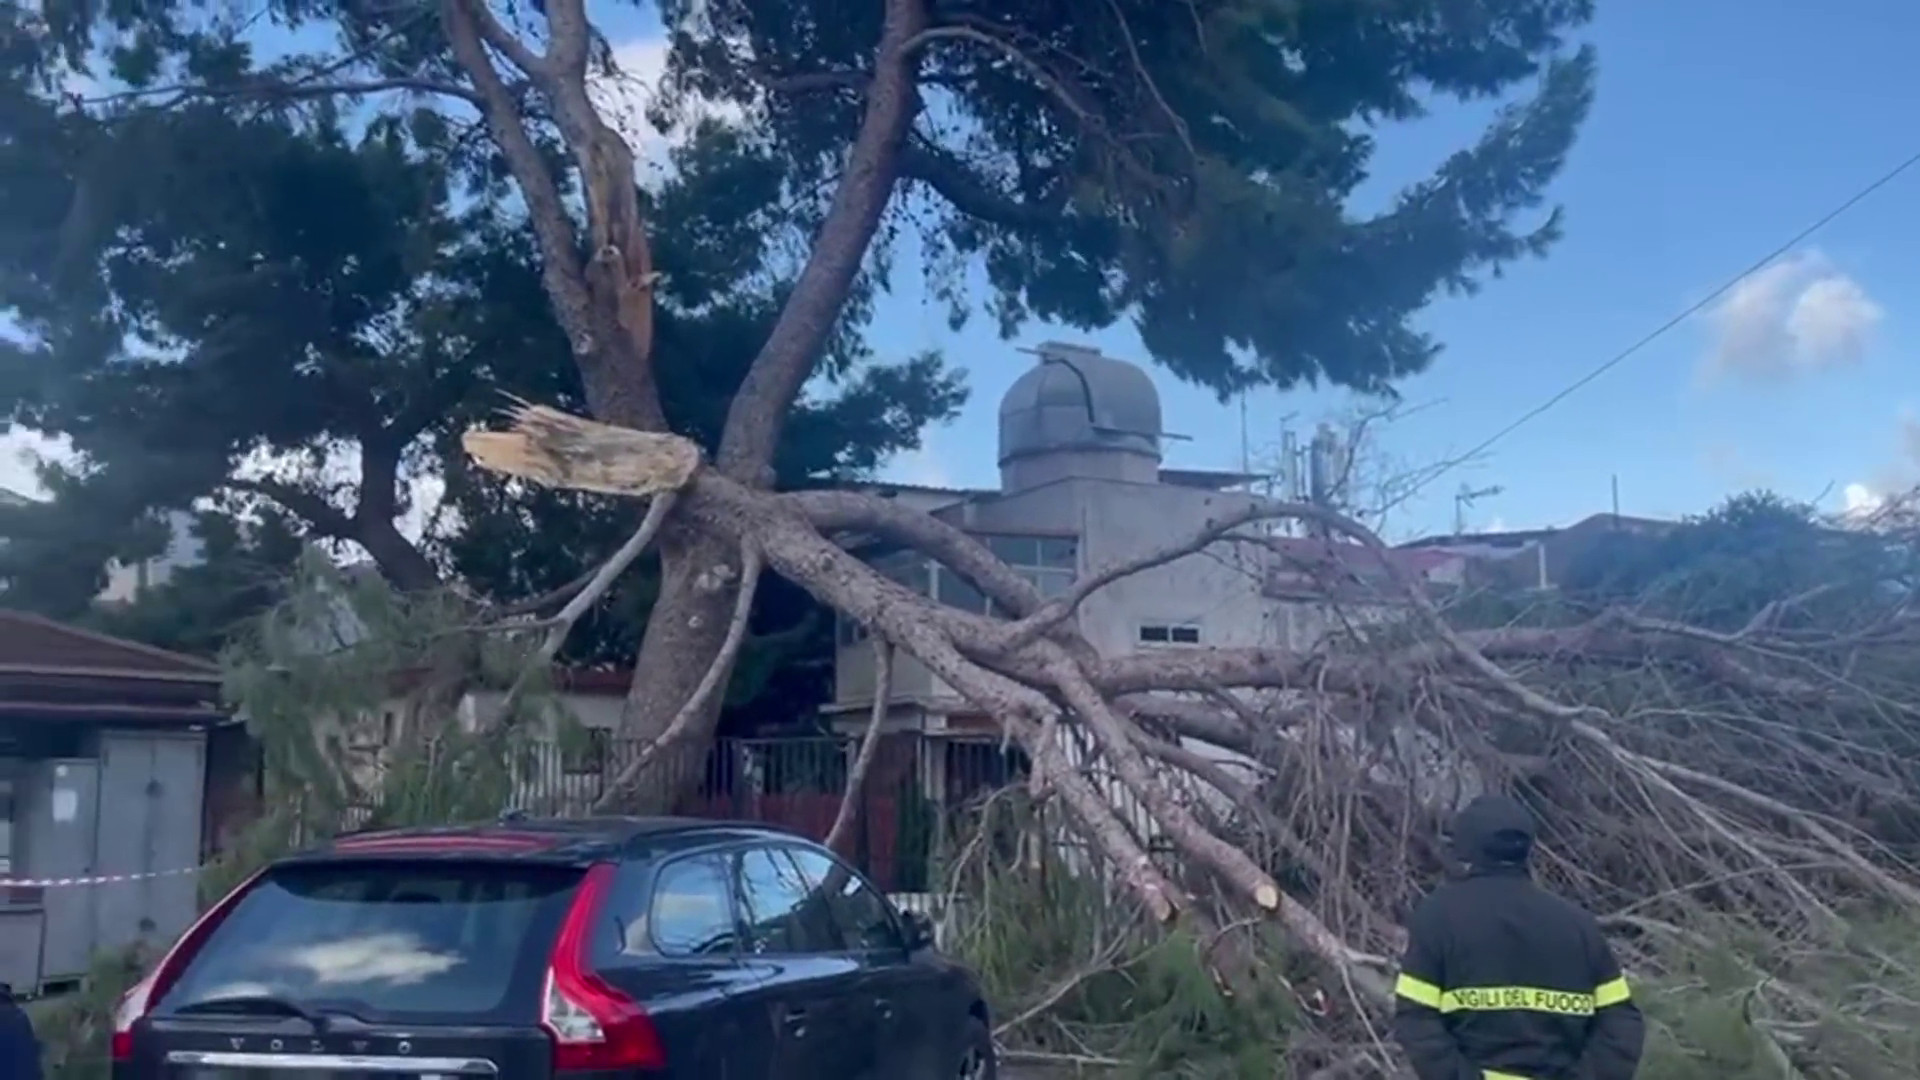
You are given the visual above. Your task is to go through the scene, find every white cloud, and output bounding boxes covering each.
[1837,410,1920,521]
[883,442,953,490]
[1701,251,1883,383]
[0,428,72,500]
[1844,482,1884,516]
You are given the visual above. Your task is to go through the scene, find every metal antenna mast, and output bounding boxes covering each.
[1454,483,1504,536]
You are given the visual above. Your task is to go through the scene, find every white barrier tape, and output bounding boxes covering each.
[0,866,203,889]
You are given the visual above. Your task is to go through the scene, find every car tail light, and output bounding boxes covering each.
[542,862,666,1072]
[110,867,268,1061]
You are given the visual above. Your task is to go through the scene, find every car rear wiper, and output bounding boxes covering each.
[173,994,335,1032]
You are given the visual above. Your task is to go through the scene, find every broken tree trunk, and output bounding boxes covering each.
[466,403,1920,1068]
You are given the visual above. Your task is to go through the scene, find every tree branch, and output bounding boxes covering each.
[489,493,679,731]
[592,543,764,811]
[459,401,1920,1047]
[826,639,893,856]
[457,0,550,76]
[899,139,1065,229]
[439,0,604,370]
[224,477,354,538]
[714,0,928,481]
[786,488,1042,616]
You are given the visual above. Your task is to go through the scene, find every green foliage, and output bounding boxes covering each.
[944,790,1920,1078]
[214,553,555,854]
[944,792,1300,1078]
[0,24,966,631]
[1632,914,1920,1080]
[0,489,309,653]
[671,0,1597,396]
[87,510,308,656]
[4,0,1596,738]
[1560,491,1913,629]
[28,944,151,1080]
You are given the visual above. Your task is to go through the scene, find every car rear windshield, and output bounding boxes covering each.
[158,860,583,1021]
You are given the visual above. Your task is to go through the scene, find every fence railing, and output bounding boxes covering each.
[322,729,1187,899]
[493,733,1027,894]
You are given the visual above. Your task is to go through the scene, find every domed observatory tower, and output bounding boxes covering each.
[997,342,1163,493]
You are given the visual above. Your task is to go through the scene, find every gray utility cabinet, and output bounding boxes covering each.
[19,730,205,984]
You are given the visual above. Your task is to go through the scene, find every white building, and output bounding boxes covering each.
[98,508,205,604]
[0,485,204,605]
[824,342,1463,821]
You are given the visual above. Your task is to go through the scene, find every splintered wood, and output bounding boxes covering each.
[461,401,702,497]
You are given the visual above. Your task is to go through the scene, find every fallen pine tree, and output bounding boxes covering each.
[464,402,1920,1077]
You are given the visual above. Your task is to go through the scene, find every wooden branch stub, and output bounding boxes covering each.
[462,403,701,497]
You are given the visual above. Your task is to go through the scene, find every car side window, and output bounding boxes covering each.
[733,845,843,955]
[785,846,904,953]
[648,853,739,957]
[594,860,657,962]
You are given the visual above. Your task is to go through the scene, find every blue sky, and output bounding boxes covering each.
[867,0,1920,539]
[6,1,1919,544]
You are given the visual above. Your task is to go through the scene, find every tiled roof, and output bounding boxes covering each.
[0,609,219,680]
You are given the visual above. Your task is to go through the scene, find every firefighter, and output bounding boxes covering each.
[1392,794,1644,1080]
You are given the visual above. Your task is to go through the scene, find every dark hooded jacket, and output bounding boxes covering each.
[0,982,44,1080]
[1391,795,1644,1080]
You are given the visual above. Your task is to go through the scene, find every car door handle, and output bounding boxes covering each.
[782,1006,809,1034]
[874,998,895,1020]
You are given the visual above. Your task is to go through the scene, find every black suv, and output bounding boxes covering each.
[110,818,997,1079]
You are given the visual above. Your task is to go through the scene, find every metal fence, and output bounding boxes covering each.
[320,729,1185,902]
[503,733,1029,894]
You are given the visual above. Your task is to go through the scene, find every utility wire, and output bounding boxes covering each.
[1420,145,1920,492]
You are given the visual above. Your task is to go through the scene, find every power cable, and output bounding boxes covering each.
[1418,145,1920,494]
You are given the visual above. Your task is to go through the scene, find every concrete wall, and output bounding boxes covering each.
[829,476,1355,710]
[4,730,207,989]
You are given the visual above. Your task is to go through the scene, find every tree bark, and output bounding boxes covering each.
[610,0,925,804]
[355,516,441,592]
[439,0,923,809]
[616,534,745,811]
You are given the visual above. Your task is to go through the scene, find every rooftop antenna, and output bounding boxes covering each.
[1238,392,1250,474]
[1454,483,1504,536]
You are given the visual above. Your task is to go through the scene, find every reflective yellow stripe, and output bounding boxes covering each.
[1484,1072,1531,1080]
[1594,976,1632,1008]
[1438,986,1596,1016]
[1397,976,1631,1017]
[1394,974,1443,1009]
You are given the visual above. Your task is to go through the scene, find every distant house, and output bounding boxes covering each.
[331,666,636,809]
[0,610,254,994]
[98,508,205,605]
[0,487,205,606]
[1399,512,1677,592]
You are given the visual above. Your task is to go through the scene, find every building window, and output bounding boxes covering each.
[836,535,1079,646]
[986,535,1077,600]
[1138,624,1202,646]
